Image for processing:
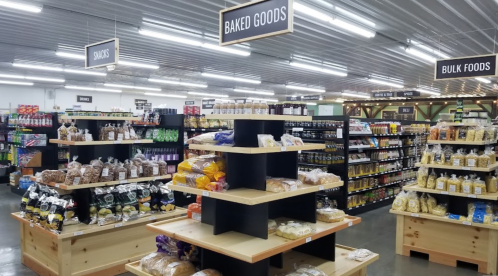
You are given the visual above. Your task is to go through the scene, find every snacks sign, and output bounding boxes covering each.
[220,0,293,46]
[435,54,498,80]
[85,38,119,69]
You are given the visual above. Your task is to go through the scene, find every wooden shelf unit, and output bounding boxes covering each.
[30,175,172,190]
[427,140,497,145]
[188,143,325,154]
[205,114,313,121]
[415,162,498,172]
[403,183,498,200]
[437,122,479,126]
[167,181,343,205]
[61,116,141,121]
[49,139,154,145]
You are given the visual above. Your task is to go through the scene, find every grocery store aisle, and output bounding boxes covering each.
[0,184,481,276]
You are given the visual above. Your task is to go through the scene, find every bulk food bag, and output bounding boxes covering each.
[178,154,226,181]
[173,172,211,189]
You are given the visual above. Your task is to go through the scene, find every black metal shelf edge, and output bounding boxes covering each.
[298,162,328,167]
[348,167,416,180]
[346,197,395,215]
[348,178,415,195]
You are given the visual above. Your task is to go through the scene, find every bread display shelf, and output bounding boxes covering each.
[188,143,325,154]
[427,140,496,145]
[167,181,343,205]
[415,162,498,172]
[12,208,186,240]
[126,244,378,276]
[49,139,154,145]
[205,114,312,121]
[61,116,141,121]
[389,209,498,230]
[402,183,498,200]
[30,175,172,190]
[146,216,361,263]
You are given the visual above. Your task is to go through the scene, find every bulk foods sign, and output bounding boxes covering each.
[85,38,119,69]
[220,0,293,46]
[435,54,498,80]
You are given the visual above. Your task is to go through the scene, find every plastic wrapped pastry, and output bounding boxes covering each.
[149,256,182,276]
[178,155,225,181]
[266,178,303,193]
[316,208,345,223]
[300,169,341,185]
[406,191,420,213]
[258,134,277,147]
[268,219,277,234]
[276,221,313,240]
[347,249,374,262]
[191,269,222,276]
[392,191,408,211]
[163,261,196,276]
[173,172,211,189]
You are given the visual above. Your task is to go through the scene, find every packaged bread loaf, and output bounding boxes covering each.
[276,221,313,240]
[143,161,159,177]
[126,160,139,179]
[68,156,82,170]
[173,172,211,189]
[90,158,103,183]
[406,191,420,213]
[114,162,127,181]
[447,174,461,193]
[178,154,226,181]
[392,191,408,211]
[149,255,182,276]
[473,177,487,195]
[140,252,170,273]
[192,269,222,276]
[426,169,437,189]
[163,261,196,276]
[266,178,303,193]
[435,173,448,191]
[461,176,473,194]
[65,167,82,185]
[80,165,94,184]
[268,219,277,234]
[99,157,115,182]
[41,170,66,183]
[316,208,345,222]
[158,160,168,176]
[301,169,341,185]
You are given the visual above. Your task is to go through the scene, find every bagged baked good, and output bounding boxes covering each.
[443,146,454,166]
[416,166,428,188]
[65,167,82,185]
[455,127,467,141]
[450,149,465,167]
[116,184,139,222]
[115,123,125,141]
[475,125,485,141]
[138,184,152,217]
[316,208,345,222]
[486,175,498,193]
[90,158,104,183]
[178,155,226,181]
[114,162,127,181]
[420,193,429,213]
[406,191,420,213]
[435,173,448,191]
[447,174,461,193]
[276,221,313,240]
[58,124,68,141]
[134,149,146,160]
[448,214,466,221]
[266,178,303,192]
[95,187,117,225]
[301,169,340,185]
[420,145,432,164]
[392,191,408,211]
[150,256,183,276]
[431,145,444,165]
[295,265,327,276]
[163,261,196,276]
[268,219,277,234]
[461,176,473,194]
[426,169,437,189]
[466,150,478,167]
[173,172,211,189]
[346,249,374,262]
[68,156,82,170]
[158,184,176,213]
[258,134,277,147]
[45,198,67,234]
[429,125,439,140]
[431,203,447,216]
[99,157,115,182]
[192,269,222,276]
[140,252,170,273]
[143,161,159,177]
[158,160,168,176]
[473,177,487,195]
[427,194,437,213]
[126,160,138,179]
[41,170,66,183]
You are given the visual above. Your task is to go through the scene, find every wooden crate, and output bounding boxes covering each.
[394,214,498,274]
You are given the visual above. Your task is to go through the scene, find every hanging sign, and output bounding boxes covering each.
[85,38,119,69]
[398,106,414,114]
[373,92,394,98]
[185,101,195,105]
[77,95,92,103]
[435,54,498,80]
[301,95,321,100]
[220,0,294,46]
[396,91,420,97]
[202,99,216,109]
[144,103,152,111]
[135,99,147,110]
[234,99,246,103]
[286,96,300,101]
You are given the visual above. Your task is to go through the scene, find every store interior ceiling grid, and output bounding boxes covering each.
[0,0,498,100]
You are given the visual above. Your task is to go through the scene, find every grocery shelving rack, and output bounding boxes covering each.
[390,122,498,274]
[11,115,186,276]
[125,114,379,276]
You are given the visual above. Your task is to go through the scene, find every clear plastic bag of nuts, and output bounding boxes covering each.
[99,157,116,182]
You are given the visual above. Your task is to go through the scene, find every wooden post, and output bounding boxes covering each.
[476,103,492,118]
[430,104,448,121]
[395,215,404,255]
[58,239,72,276]
[415,106,429,120]
[361,106,371,118]
[372,105,387,118]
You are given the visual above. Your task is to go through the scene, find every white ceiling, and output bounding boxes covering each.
[0,0,497,101]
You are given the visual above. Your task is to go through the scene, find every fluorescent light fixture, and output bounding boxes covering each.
[104,83,161,91]
[306,102,317,105]
[476,77,491,84]
[233,88,274,96]
[294,2,332,21]
[210,98,231,102]
[148,78,207,88]
[416,88,440,95]
[285,85,326,93]
[0,74,23,79]
[405,47,437,63]
[144,92,187,98]
[0,0,42,13]
[368,79,404,89]
[0,80,33,86]
[56,51,84,60]
[201,44,250,56]
[0,73,64,82]
[187,92,228,98]
[290,61,347,77]
[341,92,370,99]
[411,40,450,59]
[64,69,106,76]
[329,18,375,38]
[335,7,375,27]
[335,99,344,103]
[201,73,261,84]
[65,85,122,93]
[119,60,159,69]
[247,97,278,102]
[13,63,62,71]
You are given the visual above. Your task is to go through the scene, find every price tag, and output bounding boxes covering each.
[305,237,312,243]
[281,146,287,152]
[337,128,343,138]
[149,216,156,221]
[201,129,206,131]
[358,149,363,153]
[153,176,160,180]
[0,144,3,150]
[114,140,122,144]
[55,184,60,188]
[440,191,449,195]
[462,167,470,170]
[348,221,353,227]
[298,150,302,153]
[119,180,128,184]
[29,223,34,228]
[411,213,420,217]
[114,223,123,228]
[292,128,304,132]
[73,231,83,236]
[218,129,223,131]
[318,185,324,191]
[463,221,472,226]
[191,129,195,131]
[202,191,210,197]
[66,116,72,120]
[468,194,477,198]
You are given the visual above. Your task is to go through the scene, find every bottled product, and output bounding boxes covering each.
[269,103,276,115]
[260,101,269,115]
[253,101,261,114]
[293,102,301,116]
[213,102,221,114]
[235,101,244,114]
[220,102,228,114]
[302,103,308,116]
[244,100,253,114]
[227,101,235,115]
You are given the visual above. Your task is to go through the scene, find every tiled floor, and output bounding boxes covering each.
[0,184,482,276]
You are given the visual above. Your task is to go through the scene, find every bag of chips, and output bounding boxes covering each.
[46,198,67,234]
[137,184,152,217]
[95,187,117,225]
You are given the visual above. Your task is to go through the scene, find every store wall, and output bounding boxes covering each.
[0,84,200,114]
[312,103,343,116]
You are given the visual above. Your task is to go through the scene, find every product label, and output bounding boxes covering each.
[117,133,124,141]
[124,131,130,140]
[227,108,234,115]
[463,186,471,193]
[409,201,416,208]
[467,159,476,167]
[214,109,220,114]
[119,172,126,180]
[130,169,137,178]
[475,187,482,194]
[437,181,444,190]
[85,134,92,141]
[139,166,143,173]
[73,177,80,185]
[101,168,109,177]
[445,152,452,161]
[453,159,460,166]
[283,107,290,115]
[109,132,115,140]
[80,168,86,175]
[153,167,159,175]
[449,185,456,192]
[434,154,442,162]
[202,191,210,197]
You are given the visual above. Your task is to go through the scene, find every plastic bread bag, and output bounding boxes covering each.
[316,207,345,223]
[420,145,431,164]
[99,157,115,182]
[466,150,478,167]
[46,198,67,234]
[61,194,79,226]
[473,177,487,195]
[150,256,184,276]
[117,184,139,222]
[178,155,225,181]
[90,157,104,183]
[486,174,498,193]
[158,183,176,213]
[346,249,374,262]
[392,191,408,211]
[478,152,491,168]
[429,125,439,140]
[431,145,444,165]
[163,261,196,276]
[416,166,428,188]
[447,174,461,193]
[266,178,303,193]
[426,169,437,189]
[461,176,473,194]
[114,162,127,181]
[115,123,125,141]
[126,160,139,179]
[57,124,68,140]
[65,167,82,185]
[80,165,94,184]
[406,191,420,213]
[140,252,170,273]
[68,155,82,170]
[186,132,217,145]
[137,183,152,217]
[158,160,167,176]
[276,221,314,240]
[475,125,485,141]
[443,146,454,165]
[466,127,476,141]
[455,127,467,141]
[281,134,296,146]
[420,193,429,213]
[258,134,277,147]
[295,265,327,276]
[143,160,160,177]
[431,203,447,217]
[95,187,117,225]
[41,170,66,183]
[173,172,211,189]
[427,194,437,213]
[191,269,222,276]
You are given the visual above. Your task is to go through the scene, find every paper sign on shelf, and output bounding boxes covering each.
[305,237,312,243]
[202,191,210,197]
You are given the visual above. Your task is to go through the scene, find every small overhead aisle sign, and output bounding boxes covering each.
[435,54,498,80]
[220,0,294,46]
[85,38,119,69]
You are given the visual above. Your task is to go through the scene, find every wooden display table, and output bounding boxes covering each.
[12,209,186,276]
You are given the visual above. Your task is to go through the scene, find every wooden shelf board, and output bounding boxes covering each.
[205,114,312,121]
[427,140,495,145]
[145,216,361,263]
[11,208,186,240]
[436,123,478,126]
[403,183,498,200]
[188,144,325,154]
[30,175,172,190]
[61,116,141,121]
[126,245,378,276]
[389,209,498,230]
[415,162,498,172]
[49,139,154,145]
[168,181,343,205]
